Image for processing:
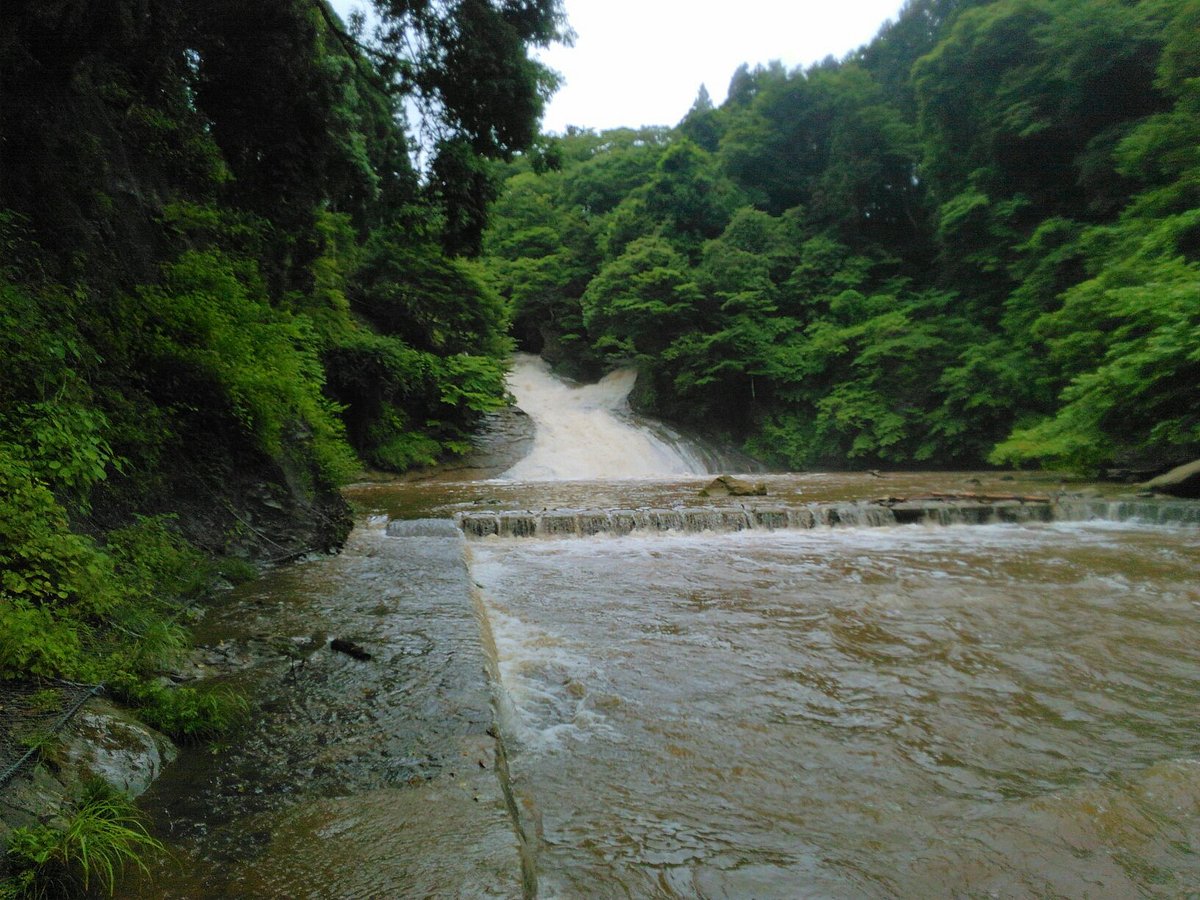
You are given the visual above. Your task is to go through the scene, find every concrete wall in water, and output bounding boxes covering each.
[453,498,1200,539]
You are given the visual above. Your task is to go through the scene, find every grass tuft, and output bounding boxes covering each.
[1,779,164,898]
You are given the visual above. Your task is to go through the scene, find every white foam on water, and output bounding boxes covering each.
[465,505,1200,895]
[478,598,617,753]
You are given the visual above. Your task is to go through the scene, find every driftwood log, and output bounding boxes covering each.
[331,638,372,661]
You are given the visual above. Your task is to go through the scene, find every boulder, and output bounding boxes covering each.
[58,700,177,797]
[699,475,767,498]
[1141,459,1200,498]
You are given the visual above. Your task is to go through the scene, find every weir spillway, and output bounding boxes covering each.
[444,496,1200,539]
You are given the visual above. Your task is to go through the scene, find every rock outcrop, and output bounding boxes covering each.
[1142,459,1200,498]
[58,699,177,798]
[699,475,767,497]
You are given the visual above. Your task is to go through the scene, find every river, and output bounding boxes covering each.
[142,354,1200,897]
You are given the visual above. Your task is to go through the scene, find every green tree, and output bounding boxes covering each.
[582,237,702,358]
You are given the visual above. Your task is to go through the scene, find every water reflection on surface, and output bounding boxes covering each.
[467,517,1200,897]
[137,524,522,898]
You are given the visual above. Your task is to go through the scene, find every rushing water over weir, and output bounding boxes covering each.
[454,497,1200,538]
[142,358,1200,898]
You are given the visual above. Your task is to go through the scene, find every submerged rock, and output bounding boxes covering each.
[1142,459,1200,498]
[699,475,767,498]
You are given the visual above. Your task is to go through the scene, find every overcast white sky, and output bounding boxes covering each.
[332,0,907,134]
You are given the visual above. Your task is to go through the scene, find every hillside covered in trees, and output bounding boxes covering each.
[484,0,1200,475]
[0,0,563,699]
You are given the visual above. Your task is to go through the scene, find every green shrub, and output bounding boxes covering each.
[324,329,510,471]
[104,515,208,601]
[110,677,248,744]
[0,449,119,681]
[214,556,259,585]
[0,459,207,682]
[0,602,85,681]
[367,412,444,470]
[1,780,164,899]
[132,248,357,487]
[0,276,118,502]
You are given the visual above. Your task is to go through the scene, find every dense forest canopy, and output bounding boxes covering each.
[483,0,1200,475]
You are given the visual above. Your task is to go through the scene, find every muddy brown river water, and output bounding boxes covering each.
[468,514,1200,897]
[140,356,1200,898]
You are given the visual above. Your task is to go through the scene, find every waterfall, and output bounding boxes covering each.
[499,354,710,480]
[1052,497,1200,525]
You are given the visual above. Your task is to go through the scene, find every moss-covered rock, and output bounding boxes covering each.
[57,700,176,798]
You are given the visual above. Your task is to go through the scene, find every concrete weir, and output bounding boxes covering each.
[453,497,1200,539]
[380,519,535,898]
[135,518,534,898]
[455,500,1036,538]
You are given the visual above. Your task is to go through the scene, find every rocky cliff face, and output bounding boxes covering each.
[1143,460,1200,499]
